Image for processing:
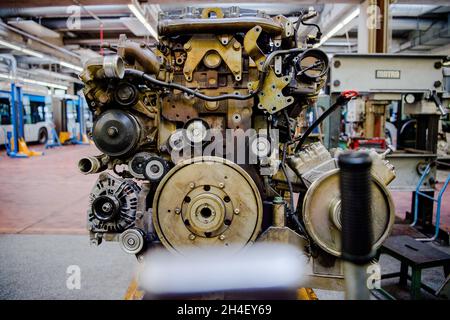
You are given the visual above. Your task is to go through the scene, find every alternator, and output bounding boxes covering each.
[88,173,140,237]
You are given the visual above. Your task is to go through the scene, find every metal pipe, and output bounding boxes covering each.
[158,17,284,36]
[78,155,107,174]
[0,19,80,59]
[272,197,285,227]
[0,5,129,18]
[0,54,17,75]
[119,42,161,75]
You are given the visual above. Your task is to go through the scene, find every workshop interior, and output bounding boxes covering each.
[0,0,450,302]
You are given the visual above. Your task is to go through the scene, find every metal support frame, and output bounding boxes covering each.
[7,83,27,158]
[72,95,89,145]
[45,127,62,149]
[411,163,450,242]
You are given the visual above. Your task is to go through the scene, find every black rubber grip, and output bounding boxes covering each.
[338,152,374,264]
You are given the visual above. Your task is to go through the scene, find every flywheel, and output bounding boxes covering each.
[152,156,263,254]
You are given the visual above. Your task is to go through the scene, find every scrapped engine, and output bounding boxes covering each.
[79,7,396,278]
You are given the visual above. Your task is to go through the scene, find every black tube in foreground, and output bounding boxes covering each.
[338,152,374,265]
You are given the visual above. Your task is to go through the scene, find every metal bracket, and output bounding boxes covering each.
[248,69,294,114]
[183,36,242,82]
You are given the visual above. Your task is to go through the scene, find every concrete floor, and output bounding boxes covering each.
[0,234,136,300]
[0,144,449,299]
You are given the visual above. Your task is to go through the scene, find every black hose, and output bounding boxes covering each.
[124,47,304,102]
[126,69,254,101]
[293,95,350,152]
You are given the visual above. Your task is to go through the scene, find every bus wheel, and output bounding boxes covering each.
[38,128,48,144]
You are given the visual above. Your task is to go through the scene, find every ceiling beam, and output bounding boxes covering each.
[1,0,449,8]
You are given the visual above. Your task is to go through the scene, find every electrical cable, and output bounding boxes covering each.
[293,90,358,152]
[280,109,307,237]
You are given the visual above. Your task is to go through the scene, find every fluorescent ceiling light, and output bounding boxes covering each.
[120,17,152,36]
[128,4,158,40]
[0,73,68,90]
[0,39,22,51]
[59,61,83,73]
[21,48,44,58]
[0,39,44,58]
[0,39,82,72]
[317,8,360,47]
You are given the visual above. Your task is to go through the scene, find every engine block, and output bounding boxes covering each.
[79,7,395,277]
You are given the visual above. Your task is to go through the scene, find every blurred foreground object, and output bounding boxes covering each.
[339,151,373,300]
[140,243,307,299]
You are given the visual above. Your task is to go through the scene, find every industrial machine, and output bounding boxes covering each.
[328,54,450,241]
[78,7,396,286]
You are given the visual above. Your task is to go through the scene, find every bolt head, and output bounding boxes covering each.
[175,207,181,214]
[106,126,119,137]
[219,183,224,188]
[189,234,196,240]
[219,234,226,241]
[234,208,240,215]
[102,202,113,212]
[189,182,195,189]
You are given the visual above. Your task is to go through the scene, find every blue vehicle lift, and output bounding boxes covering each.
[63,96,90,145]
[7,83,27,158]
[3,84,43,158]
[411,162,450,242]
[45,126,62,149]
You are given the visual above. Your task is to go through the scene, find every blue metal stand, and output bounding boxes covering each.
[411,163,450,242]
[72,96,90,145]
[7,83,27,158]
[45,127,62,149]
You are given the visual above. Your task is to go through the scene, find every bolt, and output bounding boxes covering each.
[189,234,196,240]
[234,208,240,215]
[233,42,240,50]
[189,182,195,189]
[102,202,113,212]
[175,207,181,214]
[219,182,225,188]
[117,86,134,101]
[184,42,191,51]
[219,234,226,241]
[127,238,136,246]
[106,126,119,137]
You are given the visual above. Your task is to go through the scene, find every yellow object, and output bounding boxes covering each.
[59,131,72,144]
[10,137,43,157]
[297,288,318,300]
[123,277,145,300]
[81,134,90,144]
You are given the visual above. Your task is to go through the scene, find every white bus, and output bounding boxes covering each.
[0,90,53,146]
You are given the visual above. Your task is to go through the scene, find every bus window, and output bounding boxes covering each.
[23,103,32,125]
[0,98,11,125]
[30,101,46,123]
[66,100,79,123]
